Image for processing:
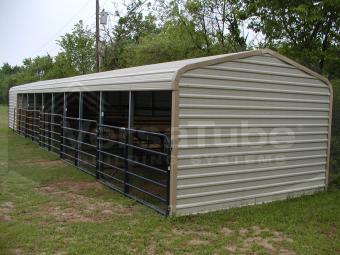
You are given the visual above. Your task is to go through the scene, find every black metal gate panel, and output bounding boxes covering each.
[15,108,40,141]
[97,124,171,214]
[60,116,97,177]
[15,107,25,135]
[39,112,62,153]
[13,108,171,215]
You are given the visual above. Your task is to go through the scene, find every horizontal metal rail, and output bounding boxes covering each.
[98,136,169,157]
[98,155,166,188]
[62,126,96,136]
[100,123,170,145]
[61,136,96,148]
[64,116,97,123]
[97,168,167,203]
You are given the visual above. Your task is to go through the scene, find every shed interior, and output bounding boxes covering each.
[15,90,172,214]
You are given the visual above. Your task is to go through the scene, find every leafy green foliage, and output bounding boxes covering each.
[247,0,340,77]
[57,21,95,75]
[330,80,340,185]
[101,0,250,70]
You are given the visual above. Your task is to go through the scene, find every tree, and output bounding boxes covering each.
[157,0,248,54]
[247,0,340,78]
[101,0,159,70]
[120,20,208,66]
[46,52,77,79]
[57,21,95,74]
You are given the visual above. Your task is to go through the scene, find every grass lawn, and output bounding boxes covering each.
[0,104,339,255]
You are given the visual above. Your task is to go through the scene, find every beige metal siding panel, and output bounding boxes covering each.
[180,108,329,117]
[178,134,328,147]
[8,90,16,129]
[178,165,325,186]
[177,141,327,158]
[177,172,325,196]
[177,179,325,204]
[176,157,326,177]
[178,148,327,167]
[243,55,292,65]
[216,61,313,76]
[179,95,329,109]
[186,68,326,86]
[179,86,329,101]
[176,54,330,215]
[179,126,329,136]
[179,116,329,126]
[176,187,324,215]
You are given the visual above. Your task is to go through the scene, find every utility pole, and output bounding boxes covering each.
[95,0,100,72]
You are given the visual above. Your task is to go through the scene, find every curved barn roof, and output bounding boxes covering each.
[9,49,331,93]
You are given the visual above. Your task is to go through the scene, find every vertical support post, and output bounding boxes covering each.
[42,94,46,147]
[39,95,42,146]
[25,94,28,138]
[61,93,67,159]
[40,94,44,147]
[13,107,16,133]
[59,117,64,159]
[26,94,32,139]
[128,91,134,129]
[76,92,83,166]
[51,93,55,151]
[123,128,129,194]
[124,91,134,194]
[33,94,36,141]
[164,139,171,215]
[20,94,24,135]
[96,91,103,179]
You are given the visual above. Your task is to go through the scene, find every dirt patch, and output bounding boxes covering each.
[187,239,210,246]
[20,159,64,167]
[40,180,104,194]
[35,180,137,223]
[225,245,237,253]
[320,225,337,238]
[147,240,157,255]
[239,228,248,237]
[44,206,91,222]
[230,226,294,254]
[172,228,216,238]
[251,225,271,235]
[173,225,294,253]
[244,236,275,251]
[10,248,25,255]
[221,227,234,236]
[0,201,14,221]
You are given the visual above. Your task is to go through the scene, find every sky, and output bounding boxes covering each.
[0,0,116,66]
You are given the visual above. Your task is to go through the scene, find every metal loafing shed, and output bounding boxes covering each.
[8,49,333,216]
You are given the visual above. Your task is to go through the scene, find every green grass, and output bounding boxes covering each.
[0,104,340,255]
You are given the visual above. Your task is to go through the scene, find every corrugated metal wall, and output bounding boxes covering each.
[8,90,16,130]
[176,54,330,215]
